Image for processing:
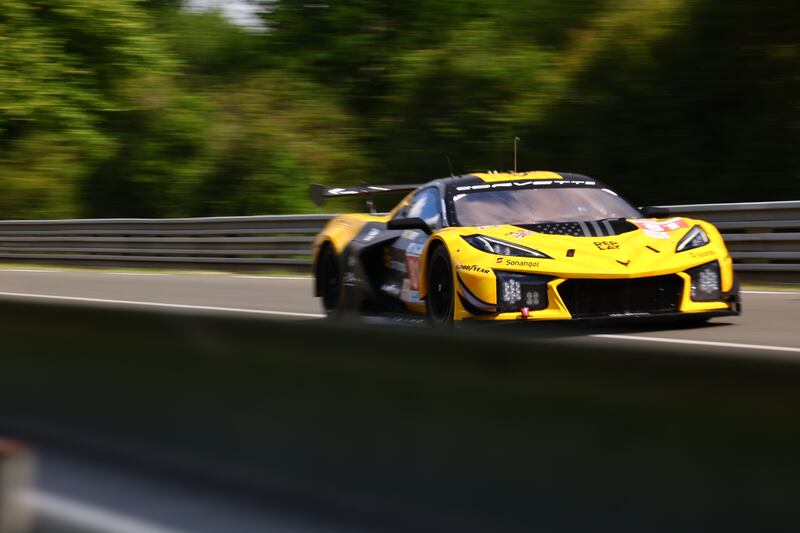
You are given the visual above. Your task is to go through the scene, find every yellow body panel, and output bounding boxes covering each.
[311,213,389,256]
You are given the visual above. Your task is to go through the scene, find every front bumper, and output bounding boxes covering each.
[459,268,741,322]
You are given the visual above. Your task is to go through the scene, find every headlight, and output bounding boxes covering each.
[687,261,721,301]
[463,235,551,259]
[676,225,710,252]
[495,272,550,312]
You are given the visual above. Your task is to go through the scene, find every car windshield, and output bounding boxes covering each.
[453,187,641,226]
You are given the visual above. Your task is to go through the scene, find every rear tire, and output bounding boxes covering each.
[316,244,342,317]
[426,245,455,326]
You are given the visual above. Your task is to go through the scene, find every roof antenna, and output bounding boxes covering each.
[513,137,520,173]
[446,156,455,177]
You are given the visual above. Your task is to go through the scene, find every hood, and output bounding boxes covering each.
[450,217,721,277]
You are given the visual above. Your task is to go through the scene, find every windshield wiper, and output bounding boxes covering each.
[593,217,628,223]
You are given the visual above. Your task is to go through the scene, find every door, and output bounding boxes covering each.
[385,187,443,308]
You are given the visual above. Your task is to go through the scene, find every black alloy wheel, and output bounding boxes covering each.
[317,245,342,316]
[426,246,455,326]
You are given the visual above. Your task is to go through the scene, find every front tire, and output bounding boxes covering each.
[316,244,342,317]
[426,245,455,326]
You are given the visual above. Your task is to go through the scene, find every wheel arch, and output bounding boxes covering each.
[311,213,379,297]
[418,237,449,301]
[313,239,336,297]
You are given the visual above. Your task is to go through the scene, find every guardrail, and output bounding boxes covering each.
[0,201,797,278]
[0,214,332,270]
[664,201,800,277]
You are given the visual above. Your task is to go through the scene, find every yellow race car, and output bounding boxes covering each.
[310,171,740,325]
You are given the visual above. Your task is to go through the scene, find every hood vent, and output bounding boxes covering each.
[515,219,638,237]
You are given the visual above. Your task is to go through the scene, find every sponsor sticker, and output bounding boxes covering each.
[690,250,715,259]
[400,280,422,303]
[362,227,381,242]
[504,259,540,268]
[506,230,535,239]
[406,242,425,256]
[456,264,491,274]
[594,241,620,250]
[404,241,425,291]
[406,256,420,290]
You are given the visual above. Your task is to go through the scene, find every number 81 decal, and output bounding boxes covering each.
[631,217,688,239]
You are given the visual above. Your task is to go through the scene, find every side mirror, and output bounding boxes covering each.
[639,206,671,218]
[387,217,432,235]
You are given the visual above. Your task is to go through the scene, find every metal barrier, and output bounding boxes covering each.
[0,201,797,277]
[665,201,800,275]
[0,214,332,270]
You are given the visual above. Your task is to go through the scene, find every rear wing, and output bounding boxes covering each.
[310,183,421,208]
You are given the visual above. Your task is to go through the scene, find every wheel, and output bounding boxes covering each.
[426,245,455,326]
[316,244,342,317]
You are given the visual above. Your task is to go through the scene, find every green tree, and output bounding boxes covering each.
[0,0,174,218]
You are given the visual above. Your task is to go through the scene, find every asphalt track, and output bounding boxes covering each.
[0,267,798,354]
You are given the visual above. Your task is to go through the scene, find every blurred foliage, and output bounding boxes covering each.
[0,0,798,218]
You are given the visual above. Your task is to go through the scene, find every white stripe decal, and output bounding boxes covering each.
[0,269,67,273]
[0,270,313,281]
[592,334,800,354]
[106,272,171,277]
[0,292,325,318]
[741,290,800,295]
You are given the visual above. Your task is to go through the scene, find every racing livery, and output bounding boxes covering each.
[311,171,741,324]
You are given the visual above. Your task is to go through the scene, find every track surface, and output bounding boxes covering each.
[0,267,798,353]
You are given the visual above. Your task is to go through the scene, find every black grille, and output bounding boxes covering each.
[516,219,639,237]
[557,275,683,318]
[519,222,585,236]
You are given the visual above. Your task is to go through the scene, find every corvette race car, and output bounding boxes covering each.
[310,171,740,325]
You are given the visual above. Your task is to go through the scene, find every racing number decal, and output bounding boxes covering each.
[631,217,688,239]
[405,242,424,291]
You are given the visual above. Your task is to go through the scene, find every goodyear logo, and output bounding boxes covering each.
[457,264,490,274]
